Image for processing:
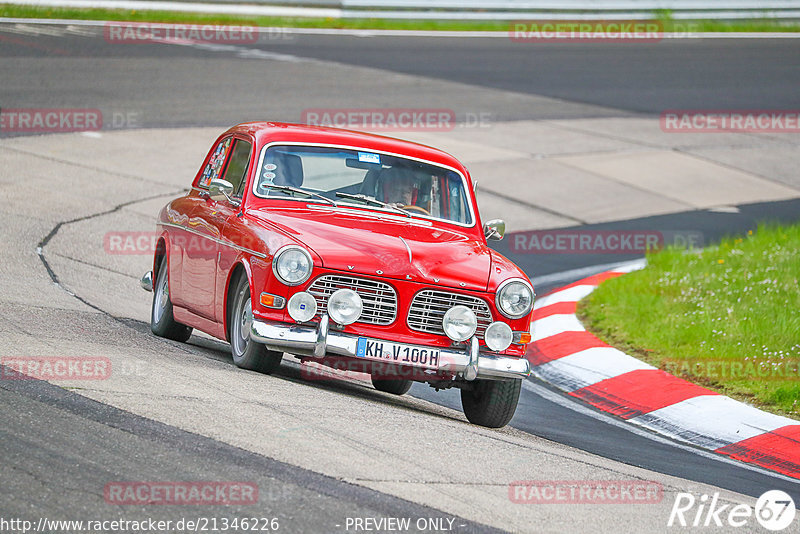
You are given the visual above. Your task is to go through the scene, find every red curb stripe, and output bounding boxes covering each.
[532,301,577,321]
[569,369,718,419]
[526,331,608,366]
[716,425,800,479]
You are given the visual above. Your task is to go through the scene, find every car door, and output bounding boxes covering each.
[214,137,254,324]
[181,136,234,320]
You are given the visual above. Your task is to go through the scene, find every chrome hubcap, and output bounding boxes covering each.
[240,297,252,342]
[153,269,168,324]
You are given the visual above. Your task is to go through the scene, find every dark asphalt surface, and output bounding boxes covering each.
[256,35,800,115]
[3,21,800,526]
[0,363,498,533]
[1,25,799,130]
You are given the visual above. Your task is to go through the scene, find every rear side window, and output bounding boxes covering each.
[222,139,252,197]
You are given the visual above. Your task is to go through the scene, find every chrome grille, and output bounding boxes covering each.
[408,290,493,336]
[308,275,397,325]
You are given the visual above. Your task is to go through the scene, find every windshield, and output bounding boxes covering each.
[253,145,474,225]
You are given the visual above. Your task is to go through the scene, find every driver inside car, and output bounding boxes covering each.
[382,168,432,213]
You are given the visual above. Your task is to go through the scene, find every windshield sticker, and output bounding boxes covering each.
[358,152,381,165]
[262,172,276,180]
[264,163,277,171]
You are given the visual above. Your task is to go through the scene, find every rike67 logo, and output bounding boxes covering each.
[668,490,796,531]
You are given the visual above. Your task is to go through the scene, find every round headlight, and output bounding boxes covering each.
[327,288,363,326]
[287,292,317,323]
[273,246,313,286]
[442,305,477,342]
[496,279,534,319]
[484,321,513,352]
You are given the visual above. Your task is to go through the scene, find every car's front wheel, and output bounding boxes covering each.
[371,376,413,395]
[151,256,192,342]
[229,275,283,374]
[461,378,522,428]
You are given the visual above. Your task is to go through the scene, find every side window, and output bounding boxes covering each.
[222,139,252,198]
[198,137,232,188]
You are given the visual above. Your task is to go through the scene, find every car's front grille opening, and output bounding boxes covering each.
[308,275,397,325]
[407,290,492,336]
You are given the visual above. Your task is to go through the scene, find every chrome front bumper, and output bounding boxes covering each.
[250,315,531,382]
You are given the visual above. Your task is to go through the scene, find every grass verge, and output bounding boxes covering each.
[578,223,800,418]
[1,4,800,32]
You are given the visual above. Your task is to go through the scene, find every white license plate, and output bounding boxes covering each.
[356,338,440,369]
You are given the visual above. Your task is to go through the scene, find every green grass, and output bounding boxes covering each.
[2,4,800,32]
[579,223,800,418]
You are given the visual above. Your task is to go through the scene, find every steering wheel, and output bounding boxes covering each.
[402,205,430,215]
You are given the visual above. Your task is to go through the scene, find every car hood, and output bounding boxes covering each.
[248,206,490,291]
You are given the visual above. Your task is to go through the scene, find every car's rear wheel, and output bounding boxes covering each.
[461,378,522,428]
[371,376,413,395]
[230,275,282,374]
[151,256,192,342]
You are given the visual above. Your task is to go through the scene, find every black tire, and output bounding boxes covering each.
[229,274,282,374]
[371,375,413,395]
[151,256,192,342]
[461,378,522,428]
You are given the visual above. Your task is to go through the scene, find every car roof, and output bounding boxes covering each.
[224,122,468,173]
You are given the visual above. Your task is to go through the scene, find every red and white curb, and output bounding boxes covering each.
[527,260,800,479]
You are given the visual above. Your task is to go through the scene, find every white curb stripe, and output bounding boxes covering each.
[534,284,595,309]
[629,394,797,450]
[530,314,584,341]
[609,258,647,273]
[533,346,655,391]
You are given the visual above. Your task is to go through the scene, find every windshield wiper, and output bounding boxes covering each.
[264,184,337,206]
[335,193,411,217]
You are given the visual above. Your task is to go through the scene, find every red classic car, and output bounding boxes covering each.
[141,122,533,428]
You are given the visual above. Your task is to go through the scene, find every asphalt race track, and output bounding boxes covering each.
[2,21,800,532]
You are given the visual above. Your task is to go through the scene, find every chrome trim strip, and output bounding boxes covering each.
[159,221,267,259]
[464,336,479,381]
[399,236,413,263]
[314,314,329,358]
[252,141,477,229]
[250,318,530,381]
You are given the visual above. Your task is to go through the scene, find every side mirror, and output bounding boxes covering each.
[483,219,505,241]
[208,178,238,205]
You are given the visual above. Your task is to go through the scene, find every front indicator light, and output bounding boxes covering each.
[442,305,477,342]
[260,292,286,309]
[287,292,317,323]
[327,288,363,326]
[484,322,513,352]
[514,332,532,345]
